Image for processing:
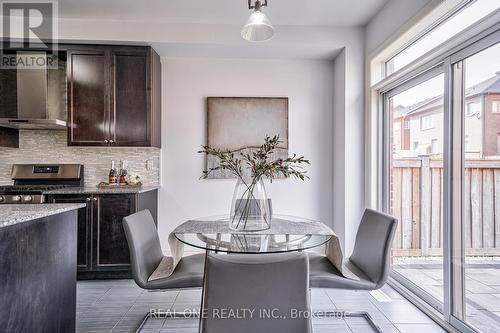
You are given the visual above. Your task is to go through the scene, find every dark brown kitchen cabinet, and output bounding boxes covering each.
[67,49,109,146]
[0,127,19,148]
[111,49,149,146]
[92,194,135,271]
[67,45,161,147]
[48,190,158,279]
[50,194,92,272]
[0,59,17,119]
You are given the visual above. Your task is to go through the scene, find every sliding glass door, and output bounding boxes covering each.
[454,41,500,333]
[381,30,500,333]
[385,72,446,306]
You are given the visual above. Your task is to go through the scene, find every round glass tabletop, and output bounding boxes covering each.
[173,215,333,254]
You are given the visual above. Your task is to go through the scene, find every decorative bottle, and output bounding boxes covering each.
[119,160,128,184]
[108,160,118,185]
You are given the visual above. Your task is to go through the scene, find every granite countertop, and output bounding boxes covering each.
[42,186,159,195]
[0,203,86,228]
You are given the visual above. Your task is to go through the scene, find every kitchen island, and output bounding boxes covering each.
[0,203,84,333]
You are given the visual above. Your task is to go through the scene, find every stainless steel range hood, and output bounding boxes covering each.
[0,52,67,130]
[1,118,67,130]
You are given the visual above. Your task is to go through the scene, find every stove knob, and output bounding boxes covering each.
[12,195,21,202]
[0,196,4,202]
[23,195,33,202]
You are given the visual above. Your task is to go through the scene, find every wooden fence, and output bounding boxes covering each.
[391,157,500,257]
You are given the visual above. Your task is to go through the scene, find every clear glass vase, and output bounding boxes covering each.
[230,177,272,231]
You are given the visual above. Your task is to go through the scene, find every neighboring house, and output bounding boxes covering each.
[392,105,410,152]
[392,72,500,158]
[469,72,500,156]
[406,95,445,157]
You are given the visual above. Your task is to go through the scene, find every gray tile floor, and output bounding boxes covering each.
[76,280,447,333]
[394,257,500,333]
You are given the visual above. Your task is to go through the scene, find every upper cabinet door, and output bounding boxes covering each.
[110,48,150,146]
[67,49,109,146]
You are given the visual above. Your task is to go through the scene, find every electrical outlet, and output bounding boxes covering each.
[146,159,153,170]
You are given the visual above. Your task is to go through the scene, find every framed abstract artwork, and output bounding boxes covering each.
[206,97,289,179]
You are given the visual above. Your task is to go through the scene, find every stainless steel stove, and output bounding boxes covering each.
[0,164,84,204]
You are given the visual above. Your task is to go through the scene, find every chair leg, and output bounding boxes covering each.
[313,310,382,333]
[135,309,200,333]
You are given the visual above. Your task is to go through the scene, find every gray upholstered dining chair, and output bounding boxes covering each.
[123,210,205,330]
[308,208,397,331]
[200,252,313,333]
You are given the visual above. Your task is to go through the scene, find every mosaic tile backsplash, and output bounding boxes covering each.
[0,130,161,187]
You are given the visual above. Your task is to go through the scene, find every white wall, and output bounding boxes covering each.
[344,38,366,255]
[159,57,335,249]
[330,28,367,255]
[332,50,346,249]
[365,0,434,56]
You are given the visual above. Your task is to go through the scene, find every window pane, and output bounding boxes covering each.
[390,74,445,303]
[467,102,481,116]
[492,100,500,113]
[462,42,500,333]
[386,0,500,75]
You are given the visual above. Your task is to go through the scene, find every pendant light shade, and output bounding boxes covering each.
[241,0,274,42]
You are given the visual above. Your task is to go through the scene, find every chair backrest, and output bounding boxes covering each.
[349,209,398,288]
[123,210,163,289]
[200,252,312,333]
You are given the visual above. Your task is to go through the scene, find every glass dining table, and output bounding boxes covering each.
[166,216,380,332]
[172,215,334,254]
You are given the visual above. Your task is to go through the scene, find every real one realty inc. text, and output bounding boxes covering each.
[149,308,351,320]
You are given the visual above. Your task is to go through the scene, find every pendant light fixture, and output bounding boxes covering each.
[241,0,275,42]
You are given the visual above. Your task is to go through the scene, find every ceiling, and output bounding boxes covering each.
[57,0,388,26]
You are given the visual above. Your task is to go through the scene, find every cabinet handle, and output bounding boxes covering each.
[104,139,109,143]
